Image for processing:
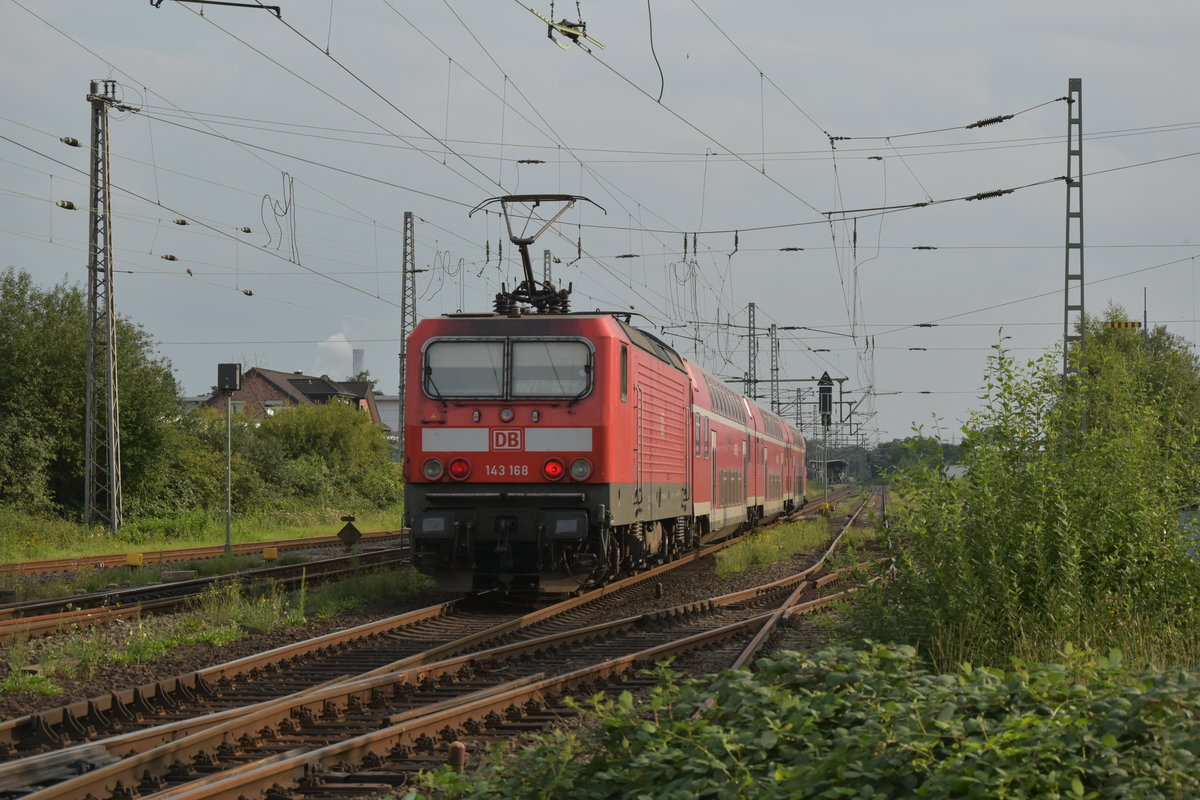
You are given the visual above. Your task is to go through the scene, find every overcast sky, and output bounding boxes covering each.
[3,1,1198,442]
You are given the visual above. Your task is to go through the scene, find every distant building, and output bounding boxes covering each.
[375,394,400,433]
[202,366,385,428]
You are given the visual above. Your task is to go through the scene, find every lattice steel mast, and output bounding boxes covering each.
[745,302,757,398]
[84,79,123,531]
[1063,78,1084,377]
[769,323,780,414]
[398,210,416,463]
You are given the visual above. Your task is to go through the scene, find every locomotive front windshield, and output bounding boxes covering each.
[424,340,504,396]
[424,338,591,399]
[511,341,589,397]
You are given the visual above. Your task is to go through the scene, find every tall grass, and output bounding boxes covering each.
[715,520,831,576]
[303,567,435,618]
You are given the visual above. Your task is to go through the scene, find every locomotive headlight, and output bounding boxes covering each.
[569,458,592,480]
[498,407,515,422]
[542,458,566,481]
[422,458,444,480]
[448,457,472,480]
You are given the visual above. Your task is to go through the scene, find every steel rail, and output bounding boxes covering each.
[2,536,840,792]
[1,504,879,795]
[12,597,722,798]
[0,546,412,624]
[729,488,879,670]
[0,537,726,754]
[131,612,774,800]
[0,551,416,645]
[0,530,407,576]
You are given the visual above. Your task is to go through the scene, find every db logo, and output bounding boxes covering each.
[490,429,523,451]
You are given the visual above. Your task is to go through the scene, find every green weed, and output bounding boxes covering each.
[715,520,829,576]
[303,567,434,619]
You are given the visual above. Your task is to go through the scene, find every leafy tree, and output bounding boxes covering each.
[0,268,180,517]
[1074,305,1200,494]
[345,369,382,395]
[255,401,401,507]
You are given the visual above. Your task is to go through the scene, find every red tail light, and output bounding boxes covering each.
[542,458,566,481]
[448,458,471,480]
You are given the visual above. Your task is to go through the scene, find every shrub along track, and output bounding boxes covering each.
[0,491,883,799]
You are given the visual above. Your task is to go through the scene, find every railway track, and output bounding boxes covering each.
[0,491,884,799]
[0,546,412,643]
[0,530,408,577]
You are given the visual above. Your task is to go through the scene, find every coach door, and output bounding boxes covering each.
[710,428,718,525]
[742,434,749,507]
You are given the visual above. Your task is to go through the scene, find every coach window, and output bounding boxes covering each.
[704,417,710,458]
[424,340,504,397]
[511,340,591,398]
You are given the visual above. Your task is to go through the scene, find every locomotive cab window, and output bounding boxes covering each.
[423,337,592,400]
[511,340,591,398]
[424,340,504,397]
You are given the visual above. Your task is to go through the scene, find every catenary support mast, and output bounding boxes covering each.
[398,211,416,463]
[1063,78,1084,377]
[84,79,122,532]
[745,302,757,398]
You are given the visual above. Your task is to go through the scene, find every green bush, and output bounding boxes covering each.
[415,644,1200,800]
[852,337,1200,670]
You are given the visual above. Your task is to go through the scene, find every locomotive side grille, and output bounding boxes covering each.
[635,360,688,477]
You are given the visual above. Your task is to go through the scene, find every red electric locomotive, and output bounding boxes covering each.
[404,195,806,593]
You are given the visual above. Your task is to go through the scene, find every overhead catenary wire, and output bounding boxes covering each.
[828,96,1069,141]
[124,106,1200,161]
[0,131,405,307]
[5,0,463,272]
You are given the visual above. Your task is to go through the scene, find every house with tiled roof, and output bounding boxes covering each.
[203,367,384,427]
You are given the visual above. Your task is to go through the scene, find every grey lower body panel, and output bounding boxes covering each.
[406,481,687,592]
